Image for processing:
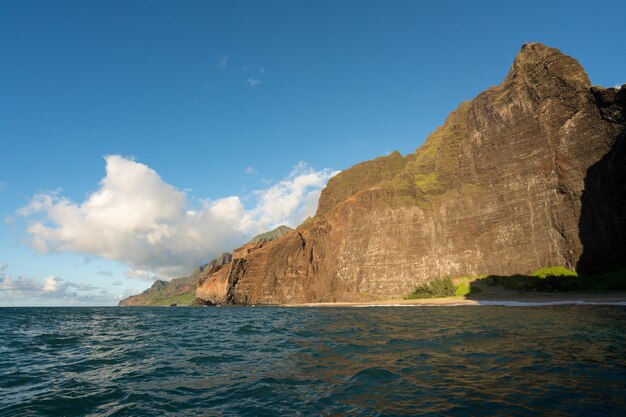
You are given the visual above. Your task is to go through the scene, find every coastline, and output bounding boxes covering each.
[286,292,626,307]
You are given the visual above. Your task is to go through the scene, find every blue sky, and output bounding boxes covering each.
[1,0,625,305]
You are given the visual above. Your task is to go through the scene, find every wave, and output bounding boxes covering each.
[2,305,626,415]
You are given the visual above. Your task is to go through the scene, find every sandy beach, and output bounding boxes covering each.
[287,292,626,307]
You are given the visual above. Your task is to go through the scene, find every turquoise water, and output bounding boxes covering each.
[1,306,625,416]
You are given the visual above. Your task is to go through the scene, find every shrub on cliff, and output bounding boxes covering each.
[406,278,456,299]
[454,281,482,296]
[530,266,578,278]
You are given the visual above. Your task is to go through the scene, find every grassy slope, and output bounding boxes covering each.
[248,225,293,244]
[143,292,197,306]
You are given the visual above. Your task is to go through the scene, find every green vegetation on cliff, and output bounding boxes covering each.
[405,278,456,299]
[405,277,482,299]
[454,281,482,297]
[248,225,293,244]
[479,266,626,292]
[141,292,197,306]
[315,151,409,216]
[297,216,316,230]
[529,266,577,278]
[404,266,626,300]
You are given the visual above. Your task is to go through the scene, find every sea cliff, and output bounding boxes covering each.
[122,43,625,306]
[195,43,625,305]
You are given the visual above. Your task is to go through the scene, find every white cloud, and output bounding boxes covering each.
[124,269,163,282]
[217,54,230,68]
[18,155,338,280]
[241,162,338,234]
[247,78,261,87]
[244,166,258,175]
[42,275,61,292]
[0,266,121,306]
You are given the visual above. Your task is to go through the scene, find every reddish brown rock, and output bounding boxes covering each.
[194,258,234,304]
[196,43,625,305]
[119,252,232,306]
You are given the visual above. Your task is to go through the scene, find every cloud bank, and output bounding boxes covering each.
[0,264,122,306]
[19,156,337,279]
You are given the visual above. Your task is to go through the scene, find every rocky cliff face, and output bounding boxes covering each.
[118,253,232,306]
[120,226,293,306]
[194,43,625,305]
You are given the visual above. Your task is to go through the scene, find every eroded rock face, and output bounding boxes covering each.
[118,253,232,306]
[197,43,625,305]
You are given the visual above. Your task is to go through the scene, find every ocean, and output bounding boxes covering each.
[1,306,625,416]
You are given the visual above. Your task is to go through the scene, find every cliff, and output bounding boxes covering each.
[119,226,292,306]
[118,253,232,306]
[195,43,625,305]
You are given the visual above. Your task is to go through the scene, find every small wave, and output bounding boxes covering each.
[350,367,400,383]
[189,354,244,365]
[2,306,626,416]
[235,324,262,335]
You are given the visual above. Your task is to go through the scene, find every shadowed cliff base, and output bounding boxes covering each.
[466,267,626,295]
[577,88,626,275]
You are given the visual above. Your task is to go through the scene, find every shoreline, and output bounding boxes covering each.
[285,292,626,307]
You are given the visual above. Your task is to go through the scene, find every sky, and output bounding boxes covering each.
[1,0,625,306]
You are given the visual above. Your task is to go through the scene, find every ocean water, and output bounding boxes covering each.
[1,306,625,416]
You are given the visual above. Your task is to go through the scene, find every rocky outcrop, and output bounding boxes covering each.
[195,43,625,305]
[195,226,293,304]
[118,252,232,306]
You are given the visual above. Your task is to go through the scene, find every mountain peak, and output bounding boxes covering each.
[504,42,591,88]
[519,41,551,53]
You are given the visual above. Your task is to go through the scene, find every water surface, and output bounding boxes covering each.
[1,306,625,416]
